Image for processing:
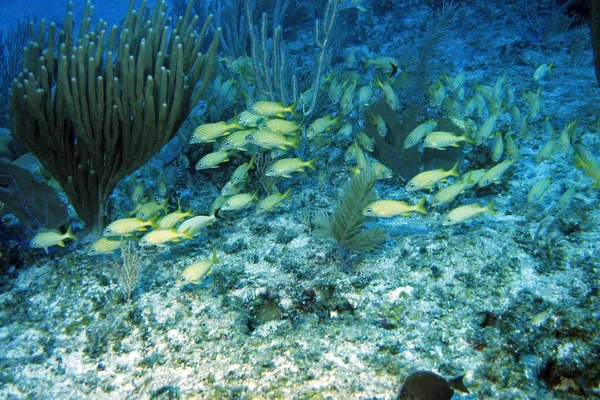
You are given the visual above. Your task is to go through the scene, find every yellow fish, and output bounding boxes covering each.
[195,150,231,170]
[404,120,438,148]
[423,131,473,150]
[175,248,219,286]
[237,110,265,127]
[87,237,122,255]
[375,74,399,110]
[231,158,255,184]
[406,162,460,192]
[365,56,399,77]
[528,177,552,202]
[478,158,516,187]
[221,191,259,211]
[265,157,317,178]
[245,131,300,150]
[139,228,193,247]
[248,101,297,117]
[103,217,158,237]
[559,119,577,153]
[136,198,169,221]
[30,225,77,254]
[219,129,254,151]
[357,131,375,152]
[259,119,301,135]
[533,61,555,81]
[362,197,427,217]
[132,180,145,203]
[431,181,469,208]
[442,201,496,226]
[176,215,216,237]
[190,121,242,144]
[256,188,292,213]
[474,112,500,144]
[307,115,341,138]
[158,204,195,229]
[574,144,600,188]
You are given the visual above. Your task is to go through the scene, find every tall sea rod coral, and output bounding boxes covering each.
[10,0,219,231]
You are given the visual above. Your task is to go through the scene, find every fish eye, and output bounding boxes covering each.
[104,228,111,234]
[246,135,253,141]
[311,128,316,133]
[224,141,231,147]
[446,218,453,223]
[365,208,372,214]
[260,123,267,129]
[268,168,274,173]
[139,212,146,218]
[89,248,96,253]
[140,239,147,245]
[409,183,415,188]
[179,277,186,282]
[434,199,440,204]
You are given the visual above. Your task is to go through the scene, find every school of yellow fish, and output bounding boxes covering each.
[29,51,600,283]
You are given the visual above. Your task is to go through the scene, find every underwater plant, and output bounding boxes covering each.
[10,0,219,231]
[316,167,386,270]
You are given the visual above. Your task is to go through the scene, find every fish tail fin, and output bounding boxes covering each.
[486,200,497,216]
[180,227,194,241]
[65,224,78,242]
[282,187,292,200]
[450,161,460,177]
[211,247,220,265]
[414,197,428,215]
[290,137,302,150]
[288,100,299,119]
[305,158,317,171]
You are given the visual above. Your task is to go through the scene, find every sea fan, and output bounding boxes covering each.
[316,167,386,270]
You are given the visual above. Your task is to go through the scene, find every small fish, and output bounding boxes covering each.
[371,161,393,180]
[256,188,292,213]
[535,133,558,164]
[221,191,259,211]
[104,216,159,236]
[158,203,195,229]
[190,121,242,144]
[175,248,219,286]
[31,225,77,254]
[362,197,427,217]
[429,78,445,106]
[474,112,500,144]
[398,370,469,400]
[528,177,552,202]
[245,131,300,150]
[559,119,577,153]
[524,87,543,119]
[431,180,469,207]
[573,144,600,187]
[248,101,297,117]
[237,110,265,127]
[450,71,467,91]
[337,122,354,141]
[442,201,496,226]
[375,74,399,110]
[136,198,169,221]
[132,180,145,203]
[357,84,373,106]
[557,185,576,210]
[340,78,357,114]
[504,132,519,160]
[423,131,473,150]
[533,61,555,81]
[307,115,341,138]
[404,120,438,148]
[88,237,123,255]
[265,157,317,178]
[489,131,504,162]
[374,115,387,137]
[406,162,460,192]
[177,215,216,237]
[195,150,231,170]
[357,131,375,152]
[230,158,255,184]
[219,129,254,151]
[365,56,399,77]
[478,158,516,187]
[139,228,193,247]
[258,119,301,135]
[461,169,486,189]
